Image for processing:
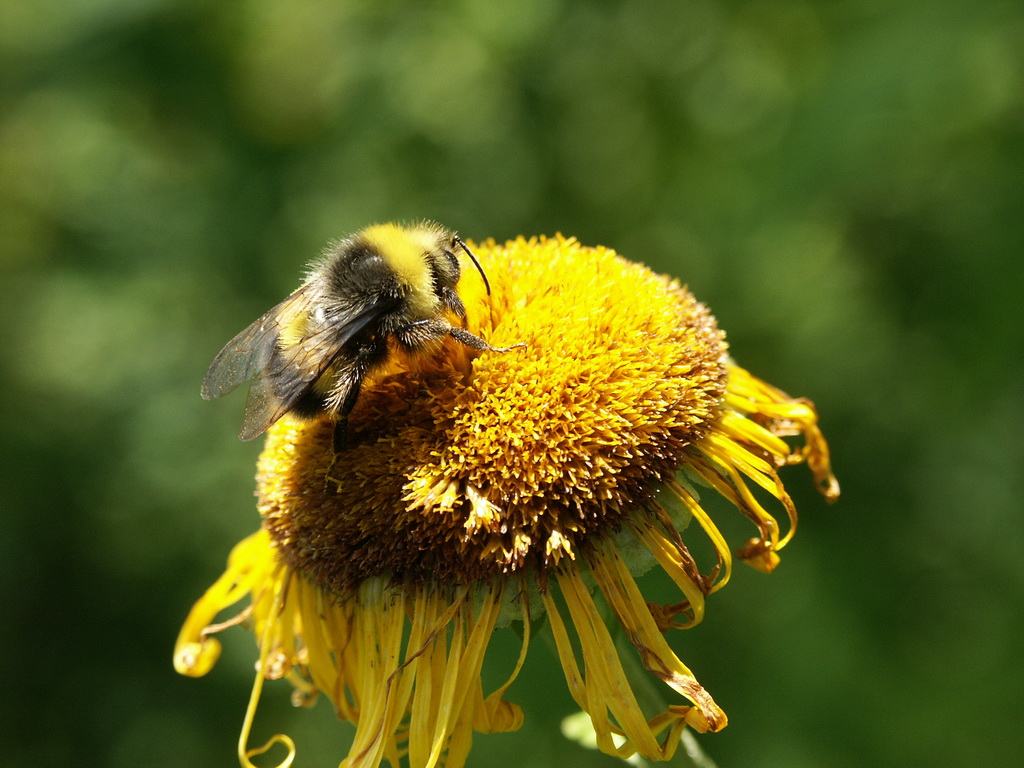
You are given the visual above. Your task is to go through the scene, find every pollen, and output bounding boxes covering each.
[258,235,729,591]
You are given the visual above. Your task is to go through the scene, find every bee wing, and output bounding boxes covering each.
[201,287,313,401]
[231,294,399,441]
[234,320,344,441]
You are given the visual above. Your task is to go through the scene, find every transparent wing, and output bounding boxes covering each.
[204,290,398,441]
[201,287,313,401]
[235,297,397,440]
[235,321,350,441]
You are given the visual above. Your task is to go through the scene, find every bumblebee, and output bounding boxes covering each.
[202,222,507,445]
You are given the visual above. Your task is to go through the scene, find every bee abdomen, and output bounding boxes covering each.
[290,386,332,419]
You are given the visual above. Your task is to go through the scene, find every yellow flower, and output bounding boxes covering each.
[175,234,838,768]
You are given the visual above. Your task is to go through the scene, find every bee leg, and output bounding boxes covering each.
[394,318,451,348]
[394,317,524,354]
[438,286,468,319]
[323,414,354,491]
[323,378,367,491]
[330,377,365,453]
[449,326,526,354]
[323,428,342,491]
[332,417,350,453]
[448,325,489,350]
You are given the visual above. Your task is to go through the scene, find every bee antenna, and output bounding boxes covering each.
[453,235,491,295]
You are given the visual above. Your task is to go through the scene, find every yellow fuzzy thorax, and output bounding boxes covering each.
[361,221,443,318]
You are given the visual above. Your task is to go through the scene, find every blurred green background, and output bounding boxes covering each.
[3,0,1021,766]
